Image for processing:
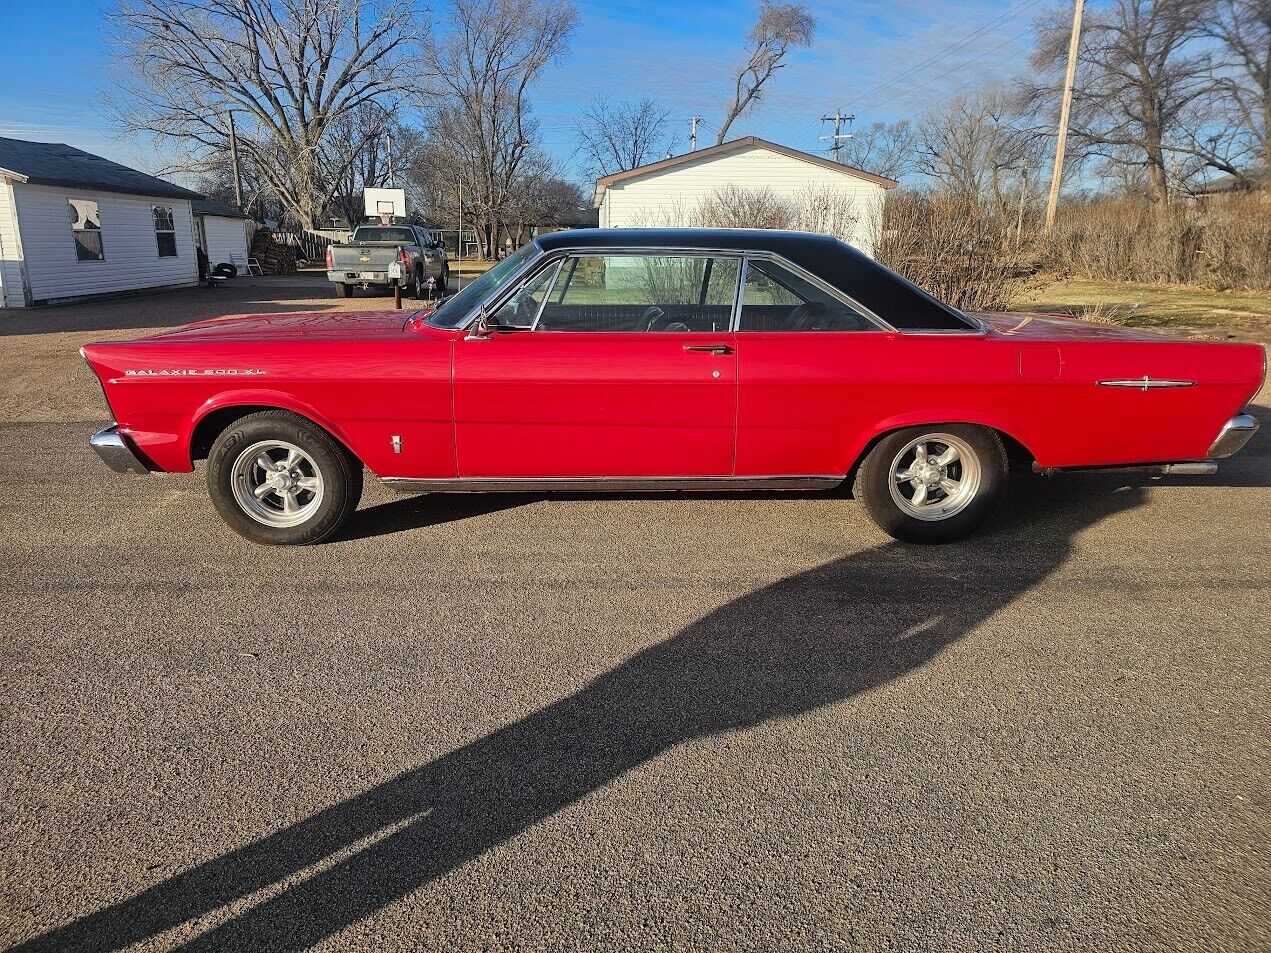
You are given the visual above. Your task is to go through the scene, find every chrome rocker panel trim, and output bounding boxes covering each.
[1209,413,1259,459]
[383,476,844,494]
[89,425,153,474]
[1034,461,1219,476]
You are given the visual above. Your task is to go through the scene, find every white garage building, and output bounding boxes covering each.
[0,136,202,308]
[592,137,898,256]
[193,198,251,272]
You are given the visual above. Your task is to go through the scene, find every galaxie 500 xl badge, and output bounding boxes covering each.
[124,368,267,377]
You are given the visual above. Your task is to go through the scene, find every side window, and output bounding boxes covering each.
[536,255,739,332]
[489,261,560,329]
[69,199,104,261]
[153,206,177,258]
[738,259,873,332]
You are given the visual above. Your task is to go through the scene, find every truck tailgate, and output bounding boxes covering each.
[330,245,399,270]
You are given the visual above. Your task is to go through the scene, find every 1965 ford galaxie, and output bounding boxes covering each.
[82,228,1264,545]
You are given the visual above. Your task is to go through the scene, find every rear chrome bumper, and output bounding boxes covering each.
[89,425,152,474]
[1209,413,1259,459]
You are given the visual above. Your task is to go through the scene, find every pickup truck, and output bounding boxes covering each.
[325,224,449,299]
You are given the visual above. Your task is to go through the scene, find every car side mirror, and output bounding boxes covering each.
[467,309,492,340]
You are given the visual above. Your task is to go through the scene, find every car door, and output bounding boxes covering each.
[453,252,741,478]
[733,256,899,477]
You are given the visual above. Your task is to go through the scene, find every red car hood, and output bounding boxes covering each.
[149,308,439,343]
[975,311,1186,342]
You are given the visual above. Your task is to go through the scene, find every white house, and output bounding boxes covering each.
[0,136,202,308]
[193,197,251,272]
[592,136,898,256]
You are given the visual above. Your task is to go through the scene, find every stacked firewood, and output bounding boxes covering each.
[248,228,298,275]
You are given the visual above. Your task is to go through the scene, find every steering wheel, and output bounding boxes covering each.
[640,306,667,331]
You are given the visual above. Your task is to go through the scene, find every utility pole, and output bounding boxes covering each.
[1044,0,1084,232]
[226,110,243,209]
[690,116,700,152]
[819,109,853,164]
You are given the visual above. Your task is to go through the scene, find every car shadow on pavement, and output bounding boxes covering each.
[7,482,1162,951]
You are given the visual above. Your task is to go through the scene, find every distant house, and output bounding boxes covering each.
[592,136,898,256]
[1188,170,1266,200]
[193,197,250,272]
[0,136,202,308]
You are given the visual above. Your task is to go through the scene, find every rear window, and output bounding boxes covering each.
[353,227,416,243]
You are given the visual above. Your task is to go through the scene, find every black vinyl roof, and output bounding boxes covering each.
[0,136,203,201]
[533,228,973,331]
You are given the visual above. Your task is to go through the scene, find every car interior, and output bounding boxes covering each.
[490,254,874,333]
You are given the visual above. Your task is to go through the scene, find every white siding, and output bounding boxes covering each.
[199,214,249,270]
[600,144,887,256]
[12,183,197,304]
[0,179,27,307]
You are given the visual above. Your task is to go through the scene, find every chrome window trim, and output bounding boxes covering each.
[498,248,746,335]
[730,257,748,333]
[737,251,895,333]
[527,259,563,330]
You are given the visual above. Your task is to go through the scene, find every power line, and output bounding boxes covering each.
[862,25,1038,115]
[842,0,1046,114]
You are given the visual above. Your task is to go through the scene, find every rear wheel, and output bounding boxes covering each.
[337,283,353,298]
[411,268,425,298]
[852,425,1005,543]
[437,267,449,293]
[206,411,362,545]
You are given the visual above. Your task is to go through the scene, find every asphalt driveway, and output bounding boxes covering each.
[0,289,1268,950]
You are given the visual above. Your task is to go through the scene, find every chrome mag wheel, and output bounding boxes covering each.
[230,440,324,527]
[888,433,981,521]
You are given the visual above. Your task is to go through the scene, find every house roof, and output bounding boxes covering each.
[1190,169,1265,196]
[192,197,248,219]
[592,136,900,206]
[0,136,203,201]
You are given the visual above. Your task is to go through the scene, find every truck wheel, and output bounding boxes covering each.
[438,267,449,293]
[851,425,1005,544]
[338,283,353,298]
[206,411,363,545]
[411,269,424,299]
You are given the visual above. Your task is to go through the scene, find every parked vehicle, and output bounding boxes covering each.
[325,224,448,298]
[83,228,1263,545]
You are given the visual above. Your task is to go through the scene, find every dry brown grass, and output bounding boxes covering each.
[1045,194,1271,291]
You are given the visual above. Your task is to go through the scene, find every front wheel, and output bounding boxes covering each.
[852,425,1005,543]
[206,411,363,545]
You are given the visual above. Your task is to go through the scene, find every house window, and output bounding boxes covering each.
[69,199,103,261]
[153,206,178,257]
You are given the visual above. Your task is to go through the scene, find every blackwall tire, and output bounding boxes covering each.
[206,411,363,545]
[338,283,353,298]
[852,424,1006,544]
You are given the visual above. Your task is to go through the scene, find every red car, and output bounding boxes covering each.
[82,228,1264,545]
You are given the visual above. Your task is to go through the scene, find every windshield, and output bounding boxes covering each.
[353,227,416,243]
[427,243,539,328]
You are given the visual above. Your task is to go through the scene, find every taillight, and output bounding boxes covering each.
[399,249,411,268]
[324,246,333,269]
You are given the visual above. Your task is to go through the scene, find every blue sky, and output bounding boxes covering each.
[0,0,1042,184]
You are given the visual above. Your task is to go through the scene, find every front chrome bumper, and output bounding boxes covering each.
[1209,413,1260,459]
[89,425,152,474]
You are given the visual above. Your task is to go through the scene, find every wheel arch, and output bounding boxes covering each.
[845,417,1039,485]
[187,393,362,466]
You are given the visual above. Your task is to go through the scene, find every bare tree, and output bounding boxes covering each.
[110,0,421,229]
[1187,0,1270,179]
[574,96,671,177]
[837,119,918,180]
[419,0,577,258]
[715,1,815,144]
[1031,0,1212,212]
[322,106,424,229]
[916,86,1045,217]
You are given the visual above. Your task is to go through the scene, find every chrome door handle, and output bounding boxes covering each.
[683,344,734,355]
